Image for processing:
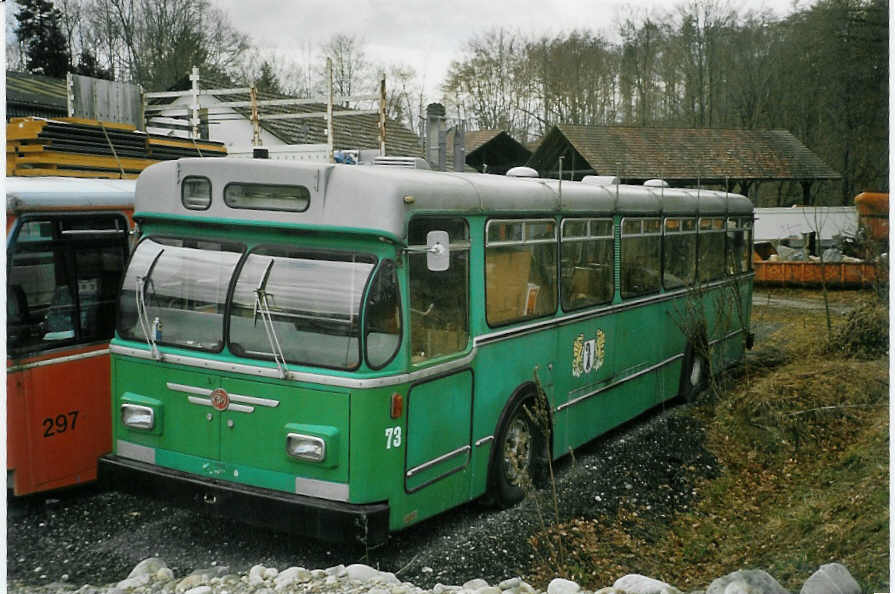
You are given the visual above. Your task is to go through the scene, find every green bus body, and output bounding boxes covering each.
[103,158,753,544]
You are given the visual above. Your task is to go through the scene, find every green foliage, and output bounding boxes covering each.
[255,61,282,95]
[16,0,70,77]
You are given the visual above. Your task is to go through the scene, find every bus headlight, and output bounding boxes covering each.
[286,433,326,462]
[121,404,155,430]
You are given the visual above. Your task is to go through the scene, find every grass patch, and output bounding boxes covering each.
[528,295,889,592]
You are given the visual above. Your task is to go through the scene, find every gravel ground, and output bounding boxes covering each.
[7,402,714,592]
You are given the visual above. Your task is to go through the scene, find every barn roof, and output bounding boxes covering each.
[444,129,532,174]
[528,125,840,184]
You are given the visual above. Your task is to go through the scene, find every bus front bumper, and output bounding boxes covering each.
[98,455,389,546]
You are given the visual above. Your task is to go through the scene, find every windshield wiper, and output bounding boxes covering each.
[135,248,165,360]
[254,258,289,379]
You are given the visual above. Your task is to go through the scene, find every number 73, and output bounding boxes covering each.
[384,426,402,449]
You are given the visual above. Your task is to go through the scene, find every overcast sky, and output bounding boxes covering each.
[210,0,807,97]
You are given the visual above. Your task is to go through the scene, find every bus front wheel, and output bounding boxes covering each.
[491,395,547,507]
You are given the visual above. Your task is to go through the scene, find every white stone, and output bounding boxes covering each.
[463,579,490,590]
[326,564,348,577]
[175,574,209,593]
[248,565,268,586]
[274,567,311,590]
[127,558,168,579]
[548,578,581,594]
[347,563,380,581]
[613,574,682,594]
[800,563,861,594]
[262,567,279,579]
[499,577,522,590]
[475,587,501,594]
[273,567,297,589]
[156,568,175,582]
[365,588,390,594]
[116,574,151,590]
[375,571,401,584]
[184,587,212,594]
[707,570,787,594]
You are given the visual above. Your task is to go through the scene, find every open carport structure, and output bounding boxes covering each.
[527,125,840,204]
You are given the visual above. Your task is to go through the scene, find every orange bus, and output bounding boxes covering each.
[7,177,134,495]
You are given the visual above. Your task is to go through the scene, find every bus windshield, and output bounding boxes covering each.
[118,238,379,370]
[229,247,376,370]
[118,237,243,351]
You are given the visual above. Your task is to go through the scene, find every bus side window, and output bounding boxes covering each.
[621,218,661,298]
[485,219,557,325]
[698,218,726,282]
[365,260,402,369]
[560,218,613,310]
[408,218,469,363]
[7,215,129,355]
[663,218,697,289]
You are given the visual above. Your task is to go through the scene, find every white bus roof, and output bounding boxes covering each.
[135,159,753,242]
[6,176,136,214]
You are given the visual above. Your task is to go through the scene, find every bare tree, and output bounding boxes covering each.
[318,33,369,105]
[76,0,247,88]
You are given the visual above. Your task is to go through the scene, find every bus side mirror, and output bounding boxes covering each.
[426,231,450,272]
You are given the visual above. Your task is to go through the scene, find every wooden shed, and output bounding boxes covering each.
[527,125,841,203]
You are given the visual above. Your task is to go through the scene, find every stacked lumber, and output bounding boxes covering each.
[7,117,227,179]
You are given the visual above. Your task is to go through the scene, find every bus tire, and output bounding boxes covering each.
[490,393,547,508]
[680,346,708,402]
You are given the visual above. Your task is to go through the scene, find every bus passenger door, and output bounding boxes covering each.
[404,370,473,498]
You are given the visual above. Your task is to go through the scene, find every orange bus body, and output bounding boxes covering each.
[854,192,889,242]
[6,177,134,495]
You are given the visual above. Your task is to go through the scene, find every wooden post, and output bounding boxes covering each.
[190,66,201,140]
[379,74,386,156]
[327,58,334,163]
[250,85,262,147]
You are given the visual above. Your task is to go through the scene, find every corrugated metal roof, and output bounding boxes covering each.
[529,125,841,182]
[6,71,67,113]
[186,75,423,158]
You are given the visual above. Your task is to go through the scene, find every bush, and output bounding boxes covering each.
[828,300,888,359]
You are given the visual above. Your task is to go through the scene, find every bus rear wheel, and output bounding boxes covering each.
[680,347,708,402]
[491,395,547,507]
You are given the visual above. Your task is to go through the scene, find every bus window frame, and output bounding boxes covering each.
[559,217,614,311]
[8,211,130,357]
[620,216,662,299]
[223,181,312,213]
[662,217,698,290]
[363,258,403,371]
[181,176,213,211]
[697,217,727,282]
[227,243,378,372]
[407,216,472,365]
[484,217,558,328]
[118,234,246,355]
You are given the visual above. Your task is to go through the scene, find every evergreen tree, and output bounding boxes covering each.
[74,48,112,80]
[16,0,70,77]
[255,61,282,95]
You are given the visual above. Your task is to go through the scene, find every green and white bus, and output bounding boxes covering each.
[101,157,753,544]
